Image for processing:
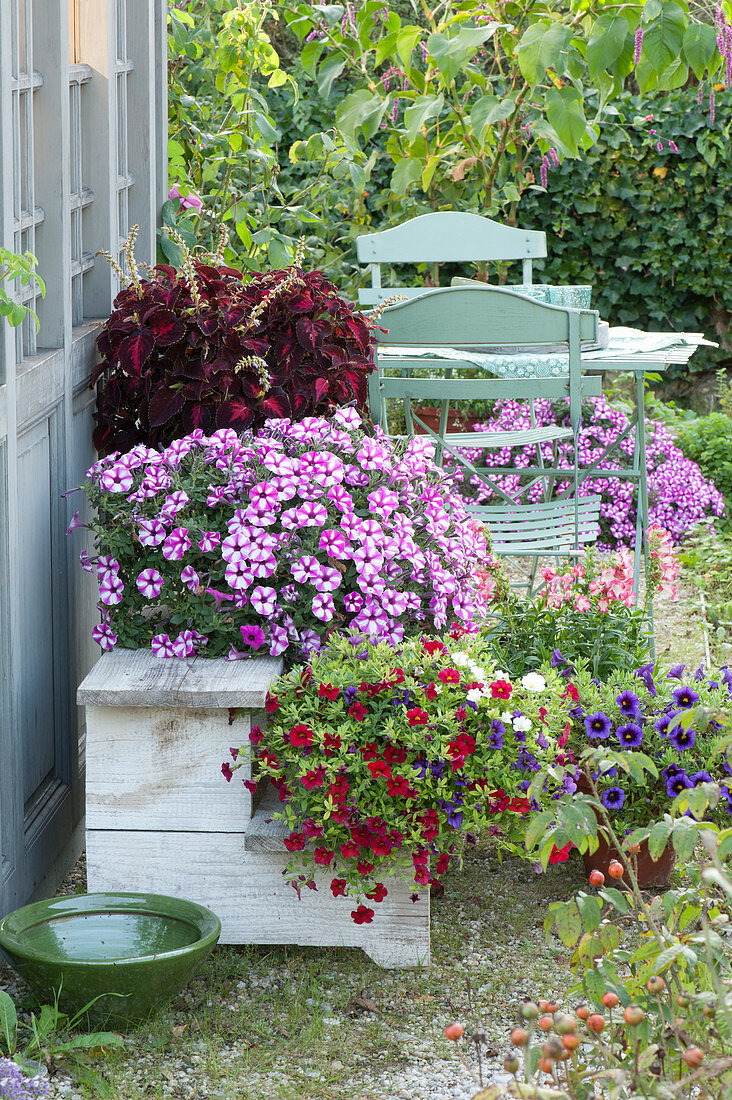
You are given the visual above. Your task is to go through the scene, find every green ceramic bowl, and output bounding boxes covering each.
[0,892,221,1023]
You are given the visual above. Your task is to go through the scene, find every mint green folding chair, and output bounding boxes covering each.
[356,212,546,307]
[368,286,602,585]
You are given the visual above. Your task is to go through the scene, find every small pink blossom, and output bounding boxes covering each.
[137,568,164,599]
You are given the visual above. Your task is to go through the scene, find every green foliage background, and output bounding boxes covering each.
[518,88,732,377]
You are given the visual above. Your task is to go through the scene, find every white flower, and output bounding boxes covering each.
[494,669,510,680]
[512,716,532,733]
[466,688,485,705]
[501,710,513,723]
[469,665,485,681]
[521,672,547,693]
[451,651,471,666]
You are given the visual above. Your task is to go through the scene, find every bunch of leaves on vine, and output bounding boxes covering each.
[0,248,44,331]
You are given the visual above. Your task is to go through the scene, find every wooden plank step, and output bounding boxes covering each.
[244,784,290,852]
[77,648,282,709]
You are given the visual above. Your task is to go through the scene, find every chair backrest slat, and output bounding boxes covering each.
[356,212,547,305]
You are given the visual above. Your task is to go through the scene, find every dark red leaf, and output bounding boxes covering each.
[146,309,185,346]
[148,386,186,427]
[118,330,155,376]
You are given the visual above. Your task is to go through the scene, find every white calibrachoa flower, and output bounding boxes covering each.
[513,715,533,733]
[450,651,472,667]
[521,672,547,693]
[466,687,487,705]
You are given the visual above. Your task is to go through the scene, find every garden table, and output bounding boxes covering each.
[381,326,713,596]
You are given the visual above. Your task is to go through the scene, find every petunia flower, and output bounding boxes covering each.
[240,624,266,649]
[136,568,164,599]
[672,685,700,709]
[584,711,612,739]
[92,622,117,650]
[616,722,644,747]
[99,572,124,605]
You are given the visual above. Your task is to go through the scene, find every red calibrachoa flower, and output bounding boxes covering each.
[249,725,264,745]
[323,732,341,755]
[406,707,429,726]
[387,775,414,798]
[348,701,368,721]
[301,767,326,790]
[351,905,375,924]
[340,841,360,859]
[288,723,314,747]
[330,878,347,897]
[368,760,392,780]
[365,883,388,902]
[548,842,574,864]
[357,860,375,876]
[318,683,339,701]
[438,668,460,685]
[424,682,439,700]
[360,741,380,760]
[436,853,450,875]
[491,679,513,699]
[314,847,335,866]
[422,639,447,655]
[265,693,280,713]
[284,831,306,851]
[221,762,233,782]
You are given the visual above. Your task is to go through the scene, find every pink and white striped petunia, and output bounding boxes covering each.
[136,568,164,599]
[181,565,200,593]
[311,592,335,622]
[249,585,278,617]
[96,554,120,577]
[92,622,117,650]
[100,464,134,493]
[138,518,167,547]
[162,527,191,561]
[318,529,351,558]
[198,530,221,552]
[225,560,254,590]
[151,633,175,658]
[172,629,197,658]
[99,572,124,605]
[268,624,289,657]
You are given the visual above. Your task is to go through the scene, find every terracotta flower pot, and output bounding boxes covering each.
[411,406,477,435]
[582,834,676,889]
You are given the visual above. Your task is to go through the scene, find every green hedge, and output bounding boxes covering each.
[517,88,732,377]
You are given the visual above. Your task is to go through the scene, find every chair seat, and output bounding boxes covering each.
[469,495,601,556]
[438,427,573,448]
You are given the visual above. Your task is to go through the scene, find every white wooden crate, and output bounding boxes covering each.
[77,649,430,967]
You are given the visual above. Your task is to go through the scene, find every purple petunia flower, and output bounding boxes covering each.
[312,592,335,622]
[666,770,693,797]
[691,770,713,785]
[669,724,696,751]
[584,711,612,739]
[138,518,167,547]
[162,526,191,561]
[633,662,657,696]
[616,722,644,747]
[616,689,641,718]
[601,786,626,810]
[181,565,200,593]
[667,664,686,680]
[673,685,700,709]
[654,710,678,736]
[240,624,266,649]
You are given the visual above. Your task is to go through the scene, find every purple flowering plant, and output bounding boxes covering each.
[78,410,492,661]
[557,657,732,834]
[451,394,725,549]
[225,633,573,922]
[0,1059,48,1100]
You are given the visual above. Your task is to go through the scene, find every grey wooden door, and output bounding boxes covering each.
[0,0,166,917]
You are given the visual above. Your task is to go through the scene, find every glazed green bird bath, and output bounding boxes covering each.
[0,893,221,1023]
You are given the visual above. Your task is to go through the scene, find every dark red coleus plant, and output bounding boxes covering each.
[91,261,376,455]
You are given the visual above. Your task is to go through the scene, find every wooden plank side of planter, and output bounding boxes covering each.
[77,649,283,709]
[86,829,431,968]
[85,705,253,832]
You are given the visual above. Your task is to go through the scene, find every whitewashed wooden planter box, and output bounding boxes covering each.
[77,650,430,967]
